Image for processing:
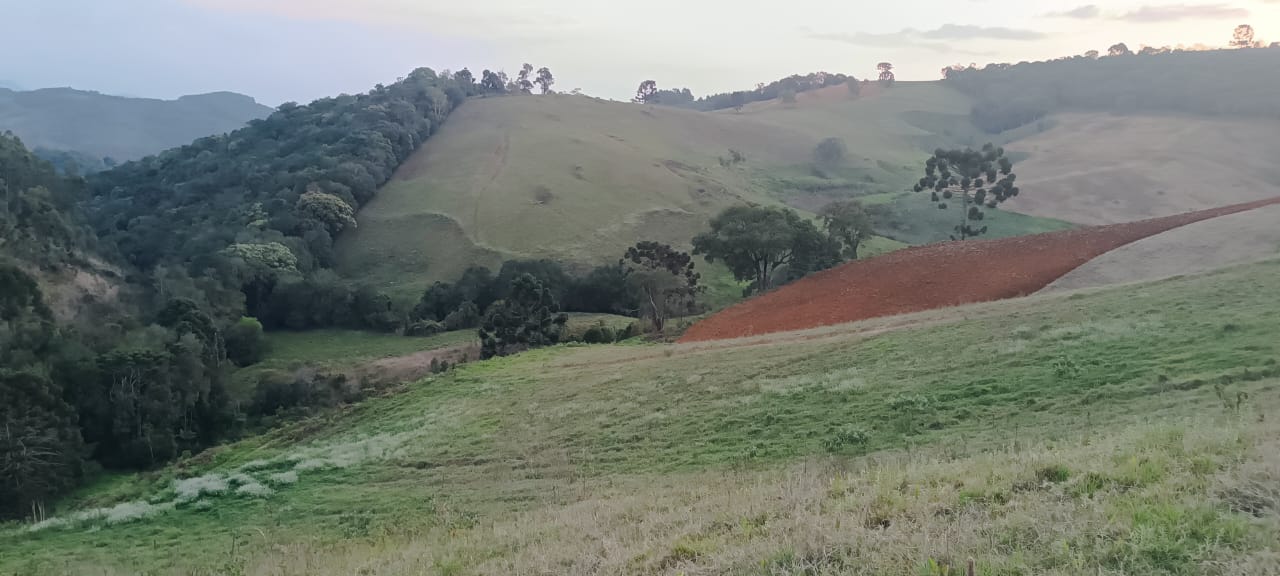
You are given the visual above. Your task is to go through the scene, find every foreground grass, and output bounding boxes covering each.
[3,260,1278,574]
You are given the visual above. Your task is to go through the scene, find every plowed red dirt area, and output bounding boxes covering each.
[680,197,1280,343]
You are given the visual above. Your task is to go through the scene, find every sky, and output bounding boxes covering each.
[1,0,1277,106]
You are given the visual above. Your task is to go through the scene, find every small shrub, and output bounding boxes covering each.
[887,394,930,433]
[616,322,638,341]
[1051,355,1081,379]
[822,427,870,452]
[1070,471,1117,498]
[582,326,605,344]
[225,317,267,366]
[1035,464,1071,484]
[660,542,702,568]
[532,185,554,204]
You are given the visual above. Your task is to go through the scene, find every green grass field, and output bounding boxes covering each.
[5,258,1278,575]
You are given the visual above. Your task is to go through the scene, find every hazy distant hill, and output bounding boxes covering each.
[0,87,272,164]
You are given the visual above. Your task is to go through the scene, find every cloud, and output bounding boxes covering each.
[806,24,1042,53]
[920,24,1046,41]
[1116,4,1249,22]
[1046,5,1101,19]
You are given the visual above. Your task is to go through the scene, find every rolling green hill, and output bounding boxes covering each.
[6,258,1278,574]
[336,83,1026,297]
[0,87,272,164]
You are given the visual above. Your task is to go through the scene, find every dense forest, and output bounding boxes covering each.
[0,132,97,267]
[2,133,242,520]
[945,47,1280,133]
[79,68,483,331]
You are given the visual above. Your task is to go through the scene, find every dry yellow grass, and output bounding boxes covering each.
[1007,113,1280,225]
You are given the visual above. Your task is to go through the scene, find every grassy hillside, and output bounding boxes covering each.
[338,69,1280,296]
[1006,113,1280,225]
[6,258,1278,574]
[0,87,271,162]
[336,83,1044,296]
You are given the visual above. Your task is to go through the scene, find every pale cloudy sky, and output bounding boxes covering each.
[2,0,1276,105]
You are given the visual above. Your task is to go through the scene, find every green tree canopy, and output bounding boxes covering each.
[623,241,702,332]
[693,205,831,293]
[813,137,848,172]
[819,200,874,259]
[295,188,357,235]
[479,274,568,359]
[913,143,1019,240]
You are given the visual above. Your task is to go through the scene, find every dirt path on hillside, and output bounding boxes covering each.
[680,197,1280,343]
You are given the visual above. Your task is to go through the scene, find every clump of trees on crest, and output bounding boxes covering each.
[632,72,855,111]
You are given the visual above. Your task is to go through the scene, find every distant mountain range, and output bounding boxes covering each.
[0,87,273,166]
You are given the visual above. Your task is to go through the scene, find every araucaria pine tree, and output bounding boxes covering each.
[913,143,1020,240]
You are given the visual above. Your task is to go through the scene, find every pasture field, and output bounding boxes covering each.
[5,258,1279,575]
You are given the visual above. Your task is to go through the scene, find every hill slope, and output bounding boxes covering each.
[0,87,272,162]
[5,258,1279,574]
[1007,113,1280,224]
[337,75,1280,296]
[336,83,1006,294]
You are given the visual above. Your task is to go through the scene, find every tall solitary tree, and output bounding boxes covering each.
[913,143,1020,240]
[813,137,848,172]
[877,62,896,84]
[1231,24,1256,49]
[623,241,702,332]
[535,67,555,94]
[516,63,535,94]
[1108,43,1133,56]
[634,80,658,103]
[479,274,568,359]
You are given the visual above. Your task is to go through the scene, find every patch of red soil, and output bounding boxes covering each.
[680,197,1280,343]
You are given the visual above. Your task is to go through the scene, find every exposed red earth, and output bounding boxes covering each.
[680,197,1280,343]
